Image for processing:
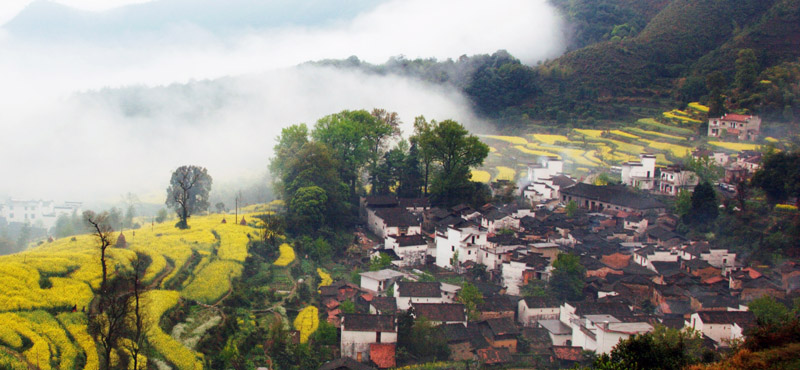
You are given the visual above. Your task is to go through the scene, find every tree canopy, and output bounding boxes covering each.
[166,165,212,229]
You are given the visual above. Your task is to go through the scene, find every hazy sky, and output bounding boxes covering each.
[0,0,566,204]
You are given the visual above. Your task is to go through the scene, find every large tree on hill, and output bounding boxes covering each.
[269,123,309,196]
[166,165,212,229]
[312,109,398,197]
[683,181,718,226]
[410,116,437,196]
[548,253,585,301]
[425,119,489,206]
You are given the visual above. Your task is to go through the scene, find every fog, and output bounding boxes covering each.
[0,0,566,204]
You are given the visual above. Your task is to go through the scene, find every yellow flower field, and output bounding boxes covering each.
[317,268,332,288]
[574,129,604,138]
[610,130,639,139]
[663,110,702,123]
[625,128,686,141]
[532,134,570,144]
[709,141,760,151]
[688,102,710,113]
[144,290,204,370]
[274,243,296,266]
[293,306,320,343]
[470,170,491,183]
[640,139,693,157]
[514,145,561,158]
[495,166,516,181]
[765,137,779,143]
[481,135,528,145]
[182,260,243,304]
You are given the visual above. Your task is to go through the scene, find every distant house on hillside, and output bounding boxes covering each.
[621,154,656,190]
[707,114,761,141]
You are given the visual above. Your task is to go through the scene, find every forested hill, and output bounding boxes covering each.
[309,0,800,127]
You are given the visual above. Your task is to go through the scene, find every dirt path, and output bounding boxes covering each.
[147,259,175,290]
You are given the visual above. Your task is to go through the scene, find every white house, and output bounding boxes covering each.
[688,311,755,347]
[341,314,397,363]
[658,167,698,196]
[360,269,406,296]
[595,322,654,354]
[501,251,551,295]
[621,154,656,190]
[527,157,564,183]
[434,219,488,270]
[394,281,450,311]
[518,297,560,327]
[479,210,520,233]
[707,114,761,141]
[367,207,422,239]
[0,199,82,231]
[633,245,679,271]
[384,235,428,267]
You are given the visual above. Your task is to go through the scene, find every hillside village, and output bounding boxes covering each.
[312,117,799,369]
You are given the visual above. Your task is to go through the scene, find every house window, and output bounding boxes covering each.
[468,251,471,255]
[357,352,362,362]
[377,332,382,343]
[452,246,455,252]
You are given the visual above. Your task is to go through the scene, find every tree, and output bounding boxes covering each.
[683,182,718,226]
[735,49,759,91]
[89,277,133,370]
[456,282,484,321]
[122,254,149,370]
[368,108,402,192]
[396,139,424,198]
[270,123,309,195]
[685,155,724,184]
[84,211,114,300]
[369,252,392,271]
[155,208,168,223]
[407,317,450,362]
[426,120,489,206]
[289,186,328,236]
[548,253,585,301]
[410,116,437,196]
[565,200,578,218]
[748,295,790,326]
[166,165,212,229]
[675,189,692,217]
[594,326,708,370]
[751,150,800,206]
[215,202,226,213]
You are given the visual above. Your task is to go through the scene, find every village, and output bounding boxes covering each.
[316,114,799,369]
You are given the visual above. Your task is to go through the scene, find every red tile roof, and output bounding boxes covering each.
[477,347,512,364]
[369,343,396,368]
[552,346,584,361]
[721,114,754,122]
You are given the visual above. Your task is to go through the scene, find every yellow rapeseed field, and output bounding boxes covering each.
[709,141,760,151]
[481,135,528,145]
[532,134,570,144]
[610,130,639,139]
[688,102,710,113]
[293,306,320,343]
[274,243,296,266]
[470,170,491,183]
[495,166,516,181]
[317,268,333,288]
[514,145,561,158]
[573,129,604,138]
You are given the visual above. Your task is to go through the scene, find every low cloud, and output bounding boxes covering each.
[0,0,565,203]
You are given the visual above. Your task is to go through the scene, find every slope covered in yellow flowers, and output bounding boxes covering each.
[0,213,261,370]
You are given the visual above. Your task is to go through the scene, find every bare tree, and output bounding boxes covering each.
[90,277,132,370]
[122,253,149,370]
[84,211,114,303]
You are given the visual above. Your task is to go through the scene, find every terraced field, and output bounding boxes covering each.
[0,213,262,370]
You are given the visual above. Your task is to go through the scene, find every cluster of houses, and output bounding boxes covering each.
[316,174,798,369]
[0,199,82,231]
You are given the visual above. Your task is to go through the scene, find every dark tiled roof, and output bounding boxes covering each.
[318,357,375,370]
[392,234,428,247]
[652,261,682,275]
[374,207,420,227]
[561,183,666,210]
[574,302,631,318]
[482,317,520,336]
[412,303,467,322]
[365,195,398,208]
[483,209,511,221]
[369,343,396,369]
[398,197,430,208]
[551,175,577,187]
[396,281,441,298]
[370,297,397,314]
[477,347,512,365]
[647,226,682,241]
[440,323,470,343]
[487,234,524,246]
[342,314,396,332]
[522,296,560,309]
[697,311,756,328]
[479,295,516,312]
